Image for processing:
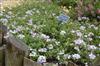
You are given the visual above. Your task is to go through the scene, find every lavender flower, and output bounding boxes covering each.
[89,53,96,60]
[72,54,81,59]
[57,14,70,23]
[74,38,84,45]
[37,55,46,63]
[87,45,97,50]
[38,48,47,52]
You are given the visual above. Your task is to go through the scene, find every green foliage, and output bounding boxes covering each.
[52,0,77,7]
[0,0,100,64]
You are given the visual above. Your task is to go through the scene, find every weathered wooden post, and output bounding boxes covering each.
[0,23,7,66]
[24,57,42,66]
[4,34,30,66]
[0,24,30,66]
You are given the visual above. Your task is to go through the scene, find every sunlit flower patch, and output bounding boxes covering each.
[1,0,100,64]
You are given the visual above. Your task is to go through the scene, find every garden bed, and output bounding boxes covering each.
[0,0,100,66]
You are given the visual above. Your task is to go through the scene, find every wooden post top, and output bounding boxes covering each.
[0,24,29,56]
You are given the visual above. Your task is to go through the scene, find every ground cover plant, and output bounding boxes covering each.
[0,0,100,65]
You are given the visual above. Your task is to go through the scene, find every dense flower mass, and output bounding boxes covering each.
[1,0,100,64]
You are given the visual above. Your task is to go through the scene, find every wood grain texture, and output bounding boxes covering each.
[4,34,29,57]
[43,63,58,66]
[5,43,24,66]
[0,45,5,66]
[24,57,42,66]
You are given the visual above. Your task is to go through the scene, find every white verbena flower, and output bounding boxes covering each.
[29,51,37,57]
[80,26,86,30]
[16,26,24,32]
[99,44,100,47]
[74,46,80,52]
[30,31,37,37]
[76,31,82,37]
[88,38,93,41]
[9,30,17,34]
[88,32,94,37]
[89,53,96,60]
[84,35,88,38]
[38,48,47,52]
[28,19,33,25]
[60,30,66,35]
[41,34,50,40]
[64,54,71,59]
[72,54,81,59]
[37,55,46,63]
[17,34,25,39]
[0,18,8,24]
[74,38,84,45]
[58,50,64,55]
[71,30,75,33]
[47,44,53,49]
[26,10,33,15]
[87,45,97,50]
[5,15,11,19]
[8,11,13,15]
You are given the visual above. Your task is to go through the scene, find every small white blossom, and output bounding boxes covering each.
[46,39,51,42]
[17,34,25,39]
[16,26,24,32]
[88,38,93,41]
[8,11,13,15]
[74,46,80,52]
[99,44,100,47]
[9,30,17,34]
[72,54,81,59]
[82,16,89,20]
[71,30,75,33]
[94,26,98,30]
[74,38,84,45]
[58,50,64,55]
[36,10,40,14]
[0,18,8,24]
[78,17,82,21]
[55,41,60,45]
[88,32,94,37]
[37,56,46,63]
[28,19,33,25]
[47,44,53,49]
[38,48,47,52]
[30,31,37,37]
[89,53,96,60]
[85,63,88,66]
[26,10,33,15]
[29,51,37,57]
[80,26,86,30]
[5,15,11,19]
[41,34,49,40]
[0,12,3,16]
[84,35,88,38]
[60,30,66,35]
[88,45,97,50]
[64,54,71,59]
[76,31,82,37]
